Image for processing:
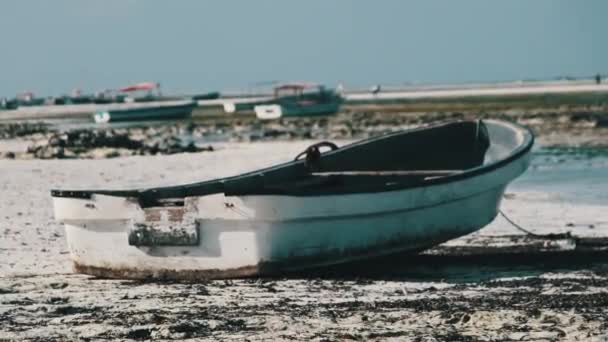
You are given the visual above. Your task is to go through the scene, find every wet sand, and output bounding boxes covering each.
[2,104,608,340]
[2,271,608,341]
[1,137,608,340]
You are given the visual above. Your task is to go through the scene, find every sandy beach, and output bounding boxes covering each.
[1,98,608,341]
[1,126,608,340]
[2,0,608,338]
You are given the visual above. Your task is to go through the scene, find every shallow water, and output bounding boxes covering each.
[513,146,608,205]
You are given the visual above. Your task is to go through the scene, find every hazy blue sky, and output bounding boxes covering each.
[0,1,606,96]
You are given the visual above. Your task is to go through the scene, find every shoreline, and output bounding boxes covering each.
[2,79,608,121]
[1,107,608,160]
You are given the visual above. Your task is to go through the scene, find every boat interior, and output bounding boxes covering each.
[51,120,533,207]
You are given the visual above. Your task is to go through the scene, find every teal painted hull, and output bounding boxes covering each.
[94,102,195,123]
[191,92,220,101]
[234,100,272,112]
[281,101,341,117]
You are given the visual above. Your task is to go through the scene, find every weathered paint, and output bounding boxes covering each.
[53,120,533,280]
[73,262,261,280]
[127,222,199,247]
[129,200,200,246]
[73,227,467,280]
[58,181,513,280]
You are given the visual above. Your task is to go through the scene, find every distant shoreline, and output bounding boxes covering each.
[1,79,608,122]
[1,106,607,160]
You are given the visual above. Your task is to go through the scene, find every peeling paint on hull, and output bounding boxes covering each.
[72,233,461,280]
[60,184,507,280]
[73,262,261,280]
[53,120,534,280]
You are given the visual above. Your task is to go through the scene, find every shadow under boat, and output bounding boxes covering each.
[286,234,608,282]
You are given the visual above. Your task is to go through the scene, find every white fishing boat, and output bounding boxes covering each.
[51,119,533,280]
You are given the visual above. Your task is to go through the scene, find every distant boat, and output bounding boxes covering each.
[93,101,196,123]
[92,95,126,105]
[0,98,19,110]
[118,82,159,93]
[191,91,221,101]
[51,119,533,280]
[255,82,342,120]
[13,92,45,107]
[118,81,165,103]
[64,95,94,105]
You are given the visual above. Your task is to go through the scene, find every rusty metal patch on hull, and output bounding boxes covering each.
[128,203,199,246]
[73,262,262,281]
[128,222,199,246]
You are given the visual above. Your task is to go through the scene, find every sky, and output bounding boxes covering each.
[0,0,606,96]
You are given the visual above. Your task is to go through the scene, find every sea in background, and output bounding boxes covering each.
[515,146,608,205]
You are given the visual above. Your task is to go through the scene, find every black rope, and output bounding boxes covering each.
[499,210,542,237]
[499,209,573,240]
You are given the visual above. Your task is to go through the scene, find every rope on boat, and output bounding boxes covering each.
[499,210,573,240]
[499,210,542,237]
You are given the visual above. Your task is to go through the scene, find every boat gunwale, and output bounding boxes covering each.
[218,185,507,224]
[50,119,534,200]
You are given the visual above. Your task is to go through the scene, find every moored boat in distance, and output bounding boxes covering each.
[51,119,533,280]
[93,101,196,123]
[190,91,221,101]
[255,82,342,120]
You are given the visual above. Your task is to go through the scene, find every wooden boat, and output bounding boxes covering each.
[255,83,342,119]
[93,101,195,123]
[51,119,533,279]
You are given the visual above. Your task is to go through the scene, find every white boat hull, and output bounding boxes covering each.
[52,120,533,279]
[255,104,282,119]
[53,151,529,279]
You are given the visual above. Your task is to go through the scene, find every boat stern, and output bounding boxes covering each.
[50,191,266,279]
